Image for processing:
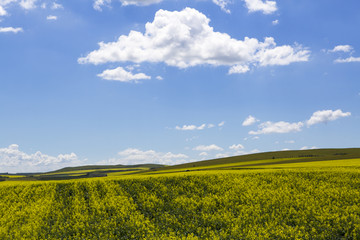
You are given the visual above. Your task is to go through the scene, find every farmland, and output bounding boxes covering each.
[1,148,360,239]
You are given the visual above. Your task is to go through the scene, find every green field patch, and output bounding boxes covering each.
[107,170,146,176]
[246,158,360,169]
[153,148,360,172]
[141,157,357,176]
[0,175,25,178]
[42,167,147,176]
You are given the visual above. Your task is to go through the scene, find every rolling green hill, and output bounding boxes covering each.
[2,164,164,181]
[149,148,360,173]
[51,163,164,173]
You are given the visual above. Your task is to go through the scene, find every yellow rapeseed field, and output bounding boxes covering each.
[1,165,360,239]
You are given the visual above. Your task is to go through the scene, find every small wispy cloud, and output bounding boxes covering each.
[97,67,151,83]
[193,144,223,152]
[335,57,360,63]
[19,0,37,10]
[249,121,304,135]
[175,122,223,131]
[229,144,245,150]
[51,2,63,9]
[242,115,259,126]
[46,15,58,20]
[272,19,279,25]
[0,5,7,16]
[243,0,277,14]
[212,0,231,14]
[0,27,23,33]
[328,45,353,53]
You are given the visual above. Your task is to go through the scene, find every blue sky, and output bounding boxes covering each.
[0,0,359,172]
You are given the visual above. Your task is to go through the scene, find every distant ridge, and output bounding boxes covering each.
[150,148,360,172]
[51,163,164,174]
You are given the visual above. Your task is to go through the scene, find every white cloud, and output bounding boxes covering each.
[216,148,259,158]
[244,136,260,140]
[229,144,245,150]
[19,0,37,9]
[199,152,208,156]
[249,121,304,135]
[331,45,360,63]
[175,123,215,131]
[329,45,353,53]
[0,0,40,16]
[215,153,229,158]
[243,0,277,14]
[93,0,111,11]
[99,148,188,165]
[0,27,23,33]
[335,56,360,63]
[79,8,309,74]
[0,5,7,16]
[212,0,231,13]
[228,64,250,74]
[97,66,151,82]
[250,149,260,154]
[0,144,83,173]
[0,1,17,12]
[285,140,295,144]
[272,19,279,25]
[218,121,225,127]
[247,109,351,135]
[176,124,204,131]
[301,146,317,150]
[306,109,351,126]
[212,0,278,15]
[257,43,309,66]
[51,2,63,9]
[242,115,259,126]
[193,144,223,151]
[46,15,57,20]
[156,75,163,80]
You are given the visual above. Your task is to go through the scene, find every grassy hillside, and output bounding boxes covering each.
[51,163,164,173]
[148,148,360,173]
[2,164,164,181]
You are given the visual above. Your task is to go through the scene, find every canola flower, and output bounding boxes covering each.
[0,168,360,239]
